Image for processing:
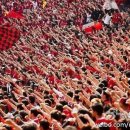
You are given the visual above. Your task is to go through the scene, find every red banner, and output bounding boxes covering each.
[83,22,103,33]
[6,10,25,19]
[0,25,20,50]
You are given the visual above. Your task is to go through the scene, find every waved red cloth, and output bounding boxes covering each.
[84,27,93,33]
[0,25,20,50]
[94,22,103,30]
[83,22,102,33]
[6,10,25,19]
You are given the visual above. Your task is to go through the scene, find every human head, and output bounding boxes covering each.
[91,103,103,118]
[39,119,50,130]
[21,123,38,130]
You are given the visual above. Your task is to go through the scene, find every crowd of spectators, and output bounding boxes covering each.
[0,0,130,130]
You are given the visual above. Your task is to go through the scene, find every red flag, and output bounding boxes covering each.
[82,22,95,30]
[6,10,25,19]
[82,22,94,33]
[83,22,103,33]
[0,25,20,50]
[94,22,103,30]
[84,27,93,33]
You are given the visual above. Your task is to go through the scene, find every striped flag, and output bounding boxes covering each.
[82,22,103,33]
[82,22,95,30]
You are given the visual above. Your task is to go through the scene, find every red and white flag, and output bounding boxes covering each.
[82,22,103,33]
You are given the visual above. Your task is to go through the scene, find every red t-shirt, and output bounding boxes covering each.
[112,13,122,24]
[107,77,116,88]
[48,75,55,84]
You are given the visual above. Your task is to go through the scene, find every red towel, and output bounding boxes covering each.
[6,10,25,19]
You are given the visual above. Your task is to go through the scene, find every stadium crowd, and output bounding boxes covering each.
[0,0,130,130]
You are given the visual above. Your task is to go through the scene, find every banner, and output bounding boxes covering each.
[82,22,95,30]
[94,22,102,30]
[82,22,103,33]
[0,25,20,50]
[6,10,25,19]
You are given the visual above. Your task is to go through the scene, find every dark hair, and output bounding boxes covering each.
[125,71,130,78]
[48,94,53,98]
[81,125,91,130]
[104,105,111,113]
[75,89,82,94]
[74,95,80,102]
[67,91,73,98]
[30,108,41,117]
[79,115,88,124]
[101,80,108,87]
[44,95,49,99]
[96,88,102,94]
[90,94,101,101]
[98,83,105,88]
[45,99,52,106]
[105,63,110,69]
[56,104,63,112]
[92,103,103,116]
[2,125,12,130]
[78,109,91,116]
[22,100,29,106]
[82,67,87,72]
[61,113,66,121]
[19,110,28,120]
[29,95,35,104]
[23,92,27,97]
[60,100,68,106]
[17,103,24,110]
[51,110,62,121]
[22,123,37,130]
[40,119,50,130]
[44,90,49,95]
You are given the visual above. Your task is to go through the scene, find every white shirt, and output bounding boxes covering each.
[32,1,38,9]
[104,14,112,25]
